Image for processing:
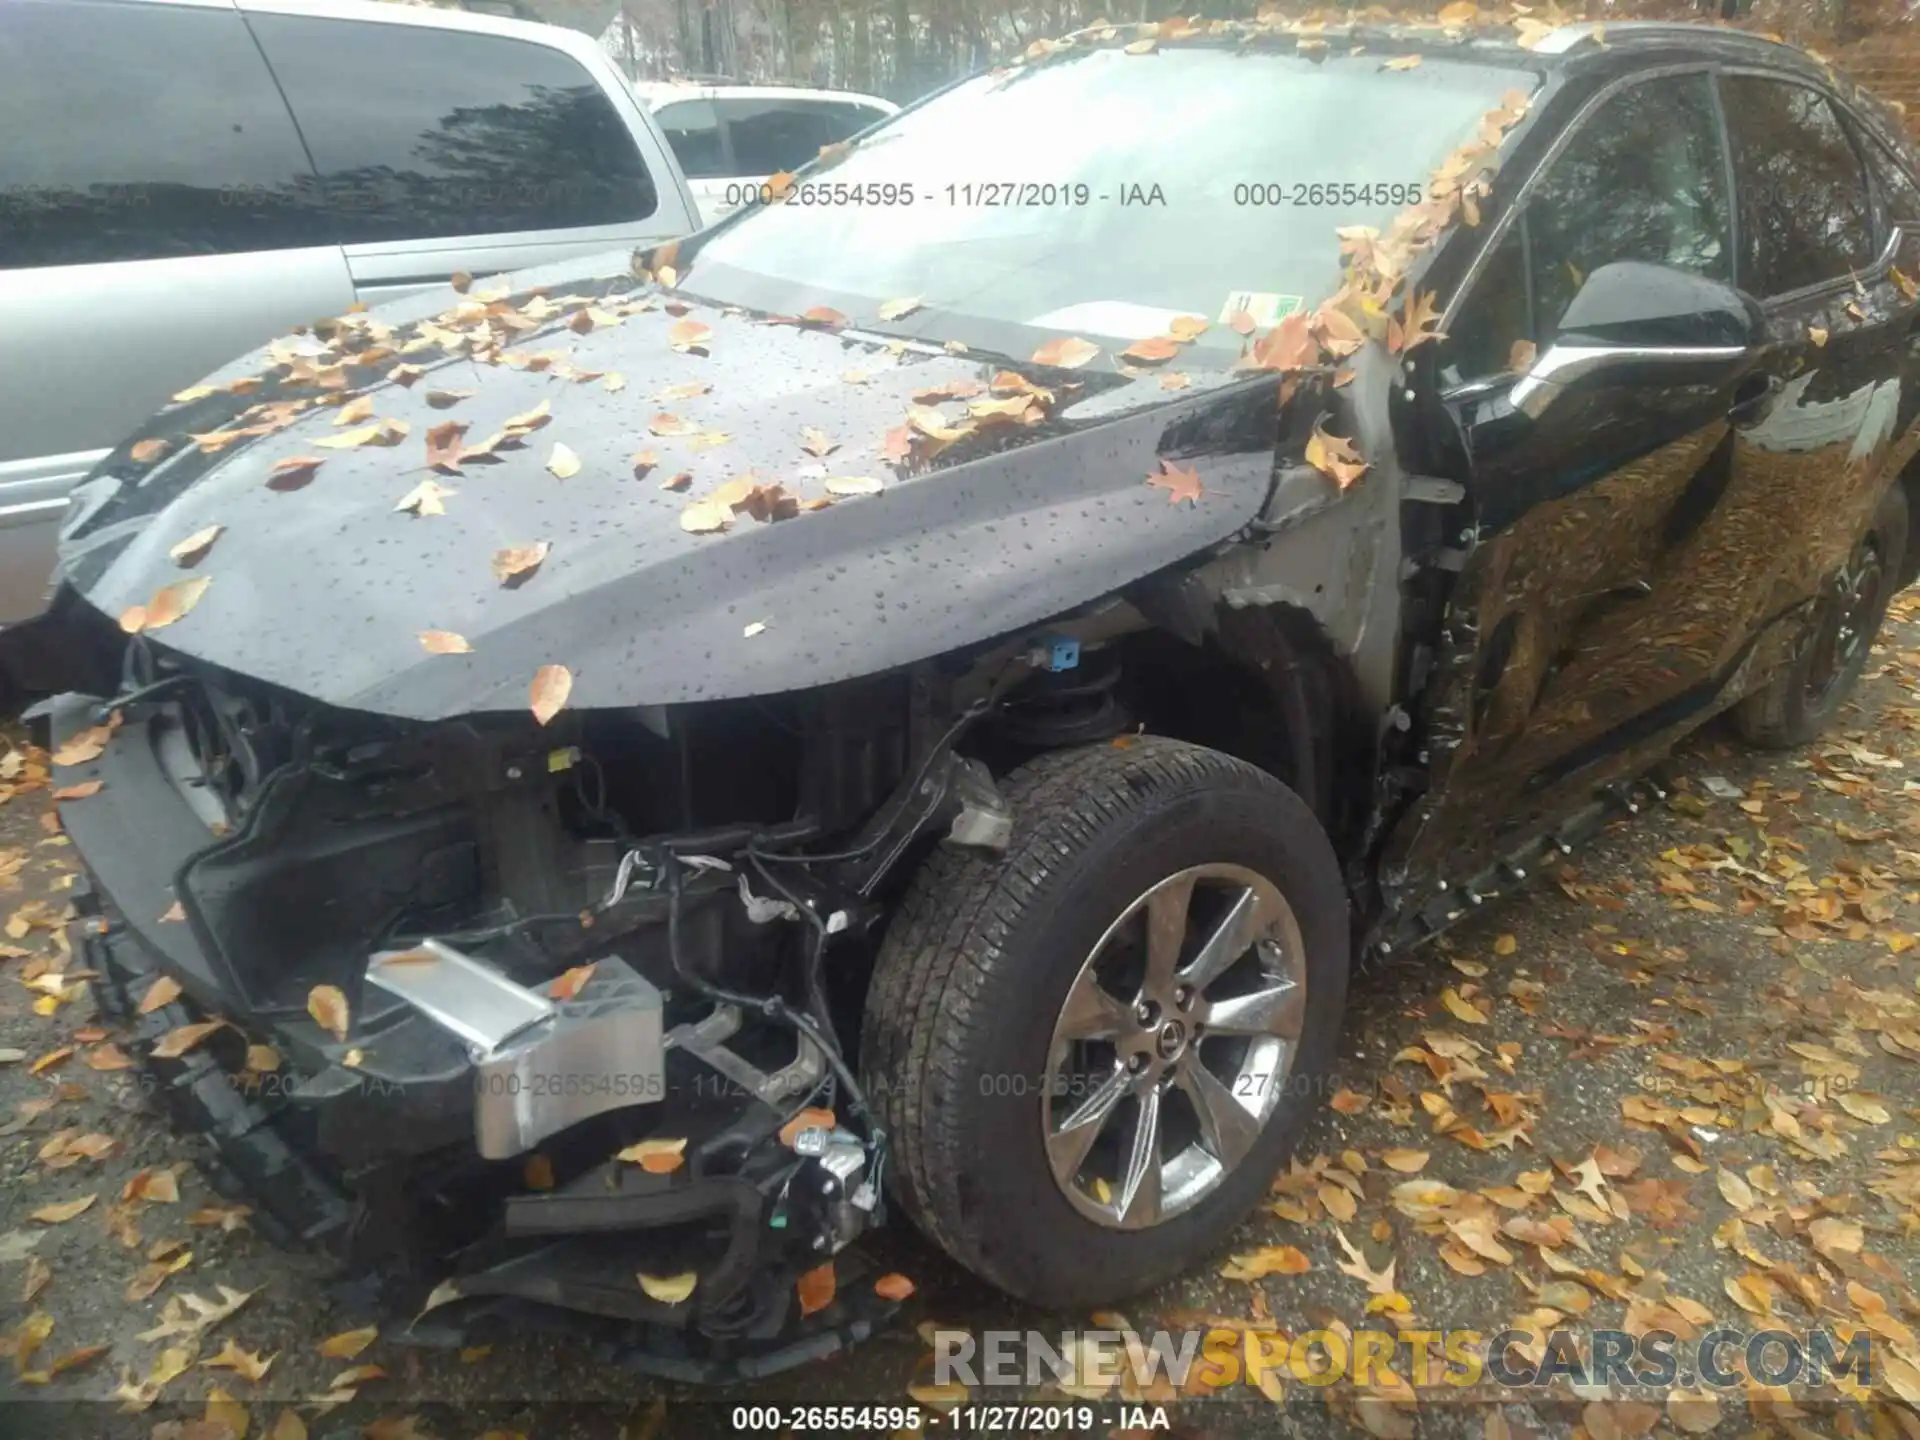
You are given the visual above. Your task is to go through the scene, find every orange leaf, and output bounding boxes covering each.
[667,320,712,353]
[779,1106,837,1148]
[168,525,224,568]
[1145,459,1204,506]
[151,1021,226,1059]
[308,984,349,1042]
[548,963,596,1001]
[1305,420,1368,489]
[530,664,573,726]
[418,630,471,655]
[139,976,183,1015]
[1122,335,1181,364]
[873,1272,916,1301]
[796,1261,836,1317]
[492,541,551,585]
[1031,336,1100,369]
[51,780,103,801]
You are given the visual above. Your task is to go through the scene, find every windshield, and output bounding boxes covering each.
[682,44,1540,363]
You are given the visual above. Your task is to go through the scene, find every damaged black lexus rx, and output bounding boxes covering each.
[8,18,1920,1380]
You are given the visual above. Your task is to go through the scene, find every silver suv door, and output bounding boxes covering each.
[241,1,699,306]
[0,0,356,625]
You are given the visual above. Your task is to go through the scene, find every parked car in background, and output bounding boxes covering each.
[0,0,698,625]
[634,80,899,225]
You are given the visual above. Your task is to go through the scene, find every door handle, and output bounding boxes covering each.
[1729,373,1782,422]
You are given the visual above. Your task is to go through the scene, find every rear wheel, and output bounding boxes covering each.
[861,737,1348,1308]
[1731,483,1906,750]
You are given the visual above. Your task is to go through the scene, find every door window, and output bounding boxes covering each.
[716,97,878,175]
[0,0,325,269]
[654,98,728,180]
[1524,73,1732,347]
[1722,76,1874,297]
[248,14,658,244]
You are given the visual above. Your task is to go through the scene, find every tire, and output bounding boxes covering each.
[861,737,1349,1308]
[1731,482,1907,749]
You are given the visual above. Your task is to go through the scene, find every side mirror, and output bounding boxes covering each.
[1511,261,1761,419]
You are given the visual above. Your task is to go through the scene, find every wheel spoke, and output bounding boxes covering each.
[1053,968,1133,1043]
[1115,1084,1164,1227]
[1177,884,1269,993]
[1045,1062,1129,1187]
[1200,975,1305,1038]
[1175,1054,1262,1169]
[1143,873,1196,995]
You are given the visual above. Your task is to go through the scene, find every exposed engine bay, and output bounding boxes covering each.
[54,609,1141,1380]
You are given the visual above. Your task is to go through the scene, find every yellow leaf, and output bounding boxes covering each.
[31,1194,97,1224]
[418,630,472,655]
[1836,1091,1890,1123]
[545,442,581,479]
[1441,987,1489,1025]
[1715,1167,1755,1212]
[1220,1244,1311,1280]
[1380,1148,1430,1173]
[151,1020,225,1059]
[529,665,573,726]
[638,1271,696,1304]
[317,1326,378,1360]
[307,984,349,1043]
[615,1137,687,1174]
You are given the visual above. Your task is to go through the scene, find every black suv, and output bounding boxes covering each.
[4,16,1917,1380]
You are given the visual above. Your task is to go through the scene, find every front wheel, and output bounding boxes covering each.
[1731,482,1907,749]
[861,737,1349,1308]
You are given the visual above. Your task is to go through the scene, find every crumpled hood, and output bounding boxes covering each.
[57,270,1283,721]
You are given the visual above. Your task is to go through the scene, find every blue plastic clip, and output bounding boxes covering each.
[1032,634,1081,672]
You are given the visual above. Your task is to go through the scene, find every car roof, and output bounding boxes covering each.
[132,0,597,50]
[632,80,898,113]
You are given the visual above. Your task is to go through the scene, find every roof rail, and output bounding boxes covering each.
[1531,20,1792,55]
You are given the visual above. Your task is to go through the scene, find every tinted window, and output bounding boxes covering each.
[1846,117,1920,230]
[718,98,878,175]
[0,0,324,269]
[250,14,657,243]
[1723,76,1873,296]
[1446,222,1529,383]
[1525,74,1731,346]
[654,99,728,180]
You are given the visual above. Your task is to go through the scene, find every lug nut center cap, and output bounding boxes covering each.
[1155,1019,1187,1061]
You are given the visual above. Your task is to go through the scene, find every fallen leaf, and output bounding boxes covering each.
[267,456,323,491]
[394,479,455,517]
[151,1021,225,1059]
[878,296,923,320]
[1305,421,1368,489]
[825,476,882,497]
[1383,54,1423,69]
[873,1273,915,1301]
[418,630,471,655]
[307,984,349,1042]
[202,1338,275,1383]
[801,306,847,328]
[638,1271,696,1304]
[796,1261,836,1317]
[1381,1149,1430,1173]
[318,1326,377,1360]
[667,320,712,353]
[124,1169,180,1204]
[502,399,552,435]
[801,426,838,457]
[679,498,730,533]
[530,665,573,726]
[425,420,469,471]
[1441,987,1489,1024]
[615,1137,687,1174]
[131,438,171,465]
[546,442,581,479]
[548,962,595,1000]
[1715,1168,1755,1212]
[1666,1390,1721,1434]
[1031,336,1101,369]
[1810,325,1829,347]
[779,1106,837,1148]
[21,1255,50,1303]
[168,525,224,568]
[141,577,213,631]
[1220,1244,1312,1279]
[140,977,183,1014]
[1122,335,1181,363]
[1145,459,1204,506]
[51,780,102,801]
[31,1195,96,1224]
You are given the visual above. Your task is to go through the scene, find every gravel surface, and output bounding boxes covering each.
[3,601,1920,1440]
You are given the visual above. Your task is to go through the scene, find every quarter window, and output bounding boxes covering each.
[0,0,325,269]
[654,99,728,180]
[1722,76,1874,297]
[249,14,657,243]
[716,98,886,175]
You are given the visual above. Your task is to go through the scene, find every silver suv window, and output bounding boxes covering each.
[0,0,325,269]
[248,12,659,242]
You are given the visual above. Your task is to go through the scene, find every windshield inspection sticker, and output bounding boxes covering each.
[1219,292,1303,328]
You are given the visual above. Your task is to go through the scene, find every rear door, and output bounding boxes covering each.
[0,0,354,624]
[242,4,697,305]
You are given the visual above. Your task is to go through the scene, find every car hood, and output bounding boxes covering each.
[55,273,1285,721]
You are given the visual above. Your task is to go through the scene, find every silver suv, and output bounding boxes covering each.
[0,0,700,624]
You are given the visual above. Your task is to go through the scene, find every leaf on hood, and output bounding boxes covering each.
[449,271,473,294]
[136,577,212,632]
[1383,53,1423,69]
[307,984,349,1043]
[167,524,224,568]
[334,395,375,427]
[51,780,103,801]
[1387,289,1447,354]
[492,541,551,585]
[546,442,581,479]
[422,388,472,410]
[394,479,455,517]
[1124,36,1157,53]
[825,476,883,496]
[800,426,838,457]
[1227,310,1260,336]
[31,1195,96,1225]
[679,498,731,533]
[530,665,573,727]
[801,306,848,329]
[1508,339,1537,373]
[615,1137,687,1174]
[1160,372,1191,391]
[630,450,659,478]
[796,1260,836,1317]
[1031,336,1100,369]
[151,1021,226,1059]
[418,630,472,655]
[1311,304,1367,358]
[667,319,712,354]
[267,455,324,492]
[650,412,699,437]
[425,421,469,472]
[315,420,406,449]
[1809,325,1829,347]
[502,399,552,436]
[1437,0,1478,23]
[1145,459,1204,506]
[1248,312,1317,371]
[1122,335,1181,364]
[878,296,923,320]
[1165,314,1209,341]
[656,380,711,402]
[638,1271,696,1304]
[130,438,171,465]
[1305,421,1369,489]
[138,976,183,1015]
